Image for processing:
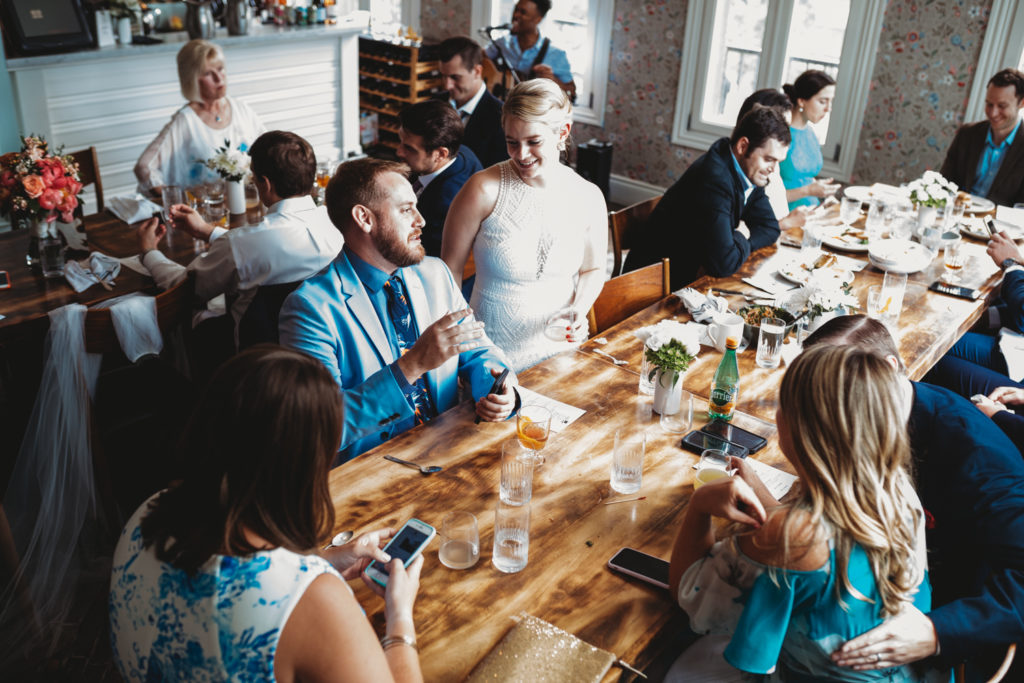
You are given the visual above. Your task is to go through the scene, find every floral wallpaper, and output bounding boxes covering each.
[423,0,997,188]
[852,0,993,184]
[420,0,474,42]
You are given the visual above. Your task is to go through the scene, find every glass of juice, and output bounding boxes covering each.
[517,404,551,466]
[694,449,732,490]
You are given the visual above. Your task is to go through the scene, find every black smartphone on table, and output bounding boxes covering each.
[700,419,767,454]
[607,547,670,590]
[680,430,749,458]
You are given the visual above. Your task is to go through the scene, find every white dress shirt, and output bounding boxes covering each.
[450,81,488,119]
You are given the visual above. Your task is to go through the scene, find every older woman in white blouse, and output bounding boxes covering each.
[134,39,266,195]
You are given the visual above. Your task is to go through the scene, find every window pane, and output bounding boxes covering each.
[700,0,769,127]
[782,0,849,144]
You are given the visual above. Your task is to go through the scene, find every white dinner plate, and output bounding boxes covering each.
[777,254,855,287]
[867,239,932,274]
[964,195,995,214]
[959,216,1024,241]
[842,186,873,203]
[820,224,872,253]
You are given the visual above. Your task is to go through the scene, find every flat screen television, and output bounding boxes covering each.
[2,0,94,55]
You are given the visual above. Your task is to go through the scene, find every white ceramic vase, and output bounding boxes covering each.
[652,368,683,415]
[227,179,246,215]
[917,204,938,229]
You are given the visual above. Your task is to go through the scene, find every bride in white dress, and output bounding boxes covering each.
[442,79,607,372]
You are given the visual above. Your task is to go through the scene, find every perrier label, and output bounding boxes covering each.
[709,336,740,421]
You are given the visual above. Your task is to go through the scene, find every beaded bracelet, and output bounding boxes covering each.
[380,634,418,652]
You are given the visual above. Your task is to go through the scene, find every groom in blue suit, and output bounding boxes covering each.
[279,158,516,463]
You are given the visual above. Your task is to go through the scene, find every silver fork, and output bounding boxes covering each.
[593,348,628,366]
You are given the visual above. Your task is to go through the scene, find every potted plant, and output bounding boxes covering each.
[637,320,701,415]
[786,272,860,332]
[907,170,957,228]
[203,140,251,215]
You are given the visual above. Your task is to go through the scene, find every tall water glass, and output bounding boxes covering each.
[161,185,185,223]
[840,196,861,225]
[864,201,885,240]
[39,237,65,278]
[867,285,899,329]
[439,511,479,570]
[755,317,786,369]
[638,338,655,395]
[801,222,823,256]
[610,429,647,494]
[493,502,530,573]
[882,270,908,313]
[500,439,534,505]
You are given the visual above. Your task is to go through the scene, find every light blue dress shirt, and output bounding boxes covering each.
[730,150,755,205]
[972,119,1022,198]
[485,31,573,82]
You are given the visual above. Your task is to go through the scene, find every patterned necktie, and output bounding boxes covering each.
[411,178,424,195]
[460,109,471,122]
[383,274,437,424]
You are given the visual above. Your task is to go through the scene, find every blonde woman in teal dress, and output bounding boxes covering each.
[667,346,947,682]
[780,70,838,210]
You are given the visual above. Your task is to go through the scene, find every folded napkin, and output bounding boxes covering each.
[676,287,730,323]
[107,194,162,224]
[108,295,162,362]
[64,252,121,292]
[1000,327,1024,383]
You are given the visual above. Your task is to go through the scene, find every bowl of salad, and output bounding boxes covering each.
[737,305,797,347]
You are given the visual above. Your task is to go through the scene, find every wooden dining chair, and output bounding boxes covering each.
[608,194,662,277]
[68,146,104,214]
[587,258,670,336]
[955,644,1017,683]
[84,277,194,354]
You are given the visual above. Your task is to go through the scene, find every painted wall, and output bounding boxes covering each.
[0,41,22,153]
[427,0,997,189]
[421,0,474,42]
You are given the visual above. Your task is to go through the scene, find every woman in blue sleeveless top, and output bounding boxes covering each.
[780,70,838,210]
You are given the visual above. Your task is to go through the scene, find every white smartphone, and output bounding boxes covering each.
[607,547,670,590]
[364,518,436,587]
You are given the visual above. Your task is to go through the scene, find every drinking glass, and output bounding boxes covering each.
[39,236,65,279]
[755,317,786,369]
[659,390,693,434]
[492,502,530,573]
[517,405,551,466]
[882,270,908,313]
[943,237,966,283]
[161,185,185,223]
[500,439,534,506]
[839,196,861,225]
[245,181,261,225]
[694,449,732,490]
[945,203,966,231]
[800,222,823,255]
[205,204,228,230]
[205,178,226,206]
[610,429,647,494]
[891,216,915,241]
[866,285,899,328]
[439,511,479,570]
[638,338,655,395]
[864,200,885,240]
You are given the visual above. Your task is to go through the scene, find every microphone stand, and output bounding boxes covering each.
[479,26,520,95]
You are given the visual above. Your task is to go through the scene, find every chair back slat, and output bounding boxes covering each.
[588,258,670,336]
[609,195,662,277]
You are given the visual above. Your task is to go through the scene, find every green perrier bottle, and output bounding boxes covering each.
[709,336,740,421]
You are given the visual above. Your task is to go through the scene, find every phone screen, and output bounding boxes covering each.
[367,521,433,578]
[608,548,670,589]
[0,271,10,289]
[701,420,767,453]
[680,431,749,458]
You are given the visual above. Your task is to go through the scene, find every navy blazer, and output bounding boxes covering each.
[462,89,509,169]
[910,381,1024,664]
[940,120,1024,207]
[623,137,780,290]
[417,145,483,257]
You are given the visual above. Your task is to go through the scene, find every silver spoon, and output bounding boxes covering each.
[324,530,353,549]
[593,348,628,366]
[384,454,443,475]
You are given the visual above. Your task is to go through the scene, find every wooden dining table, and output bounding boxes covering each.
[327,210,1009,681]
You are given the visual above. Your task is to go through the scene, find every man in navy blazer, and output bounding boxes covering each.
[439,36,509,169]
[805,317,1024,675]
[397,100,483,257]
[623,107,789,290]
[279,158,516,463]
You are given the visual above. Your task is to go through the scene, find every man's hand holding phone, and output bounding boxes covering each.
[476,367,517,423]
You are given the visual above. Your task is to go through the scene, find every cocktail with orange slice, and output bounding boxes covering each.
[517,405,551,465]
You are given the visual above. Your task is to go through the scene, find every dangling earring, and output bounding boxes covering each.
[799,106,804,112]
[557,140,567,152]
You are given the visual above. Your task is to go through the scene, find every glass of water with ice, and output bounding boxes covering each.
[492,502,530,573]
[610,429,646,494]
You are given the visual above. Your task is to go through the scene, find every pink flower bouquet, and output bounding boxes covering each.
[0,135,84,225]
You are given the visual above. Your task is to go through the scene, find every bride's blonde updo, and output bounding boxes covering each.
[502,78,573,150]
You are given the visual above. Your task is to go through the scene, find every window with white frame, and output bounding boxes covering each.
[963,0,1024,125]
[672,0,886,181]
[360,0,420,35]
[474,0,613,126]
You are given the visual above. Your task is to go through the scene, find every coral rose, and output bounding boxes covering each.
[38,188,61,210]
[22,175,45,198]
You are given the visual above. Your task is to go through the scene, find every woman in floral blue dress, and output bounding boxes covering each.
[109,347,424,682]
[667,346,946,682]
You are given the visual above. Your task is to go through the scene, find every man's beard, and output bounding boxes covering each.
[372,213,425,268]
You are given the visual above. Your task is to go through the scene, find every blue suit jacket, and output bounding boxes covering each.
[910,381,1024,664]
[622,137,780,290]
[417,146,483,257]
[278,252,507,463]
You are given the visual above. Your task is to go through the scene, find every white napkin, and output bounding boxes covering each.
[107,194,162,224]
[999,327,1024,383]
[743,273,798,296]
[676,287,730,323]
[54,216,89,250]
[118,255,150,275]
[63,252,121,292]
[109,295,162,362]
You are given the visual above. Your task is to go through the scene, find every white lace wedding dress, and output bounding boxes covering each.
[471,160,586,372]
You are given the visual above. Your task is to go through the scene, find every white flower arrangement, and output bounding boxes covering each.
[634,320,702,374]
[203,140,251,182]
[787,271,860,321]
[907,170,957,208]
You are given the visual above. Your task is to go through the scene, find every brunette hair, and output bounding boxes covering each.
[989,68,1024,101]
[249,130,316,199]
[141,346,342,574]
[177,39,224,103]
[325,157,410,232]
[730,106,791,150]
[737,89,792,124]
[782,69,836,106]
[399,100,465,156]
[778,345,921,617]
[439,36,483,70]
[802,314,905,372]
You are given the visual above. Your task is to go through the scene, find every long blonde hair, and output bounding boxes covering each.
[778,345,921,617]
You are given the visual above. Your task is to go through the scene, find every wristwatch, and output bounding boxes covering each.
[1001,257,1023,270]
